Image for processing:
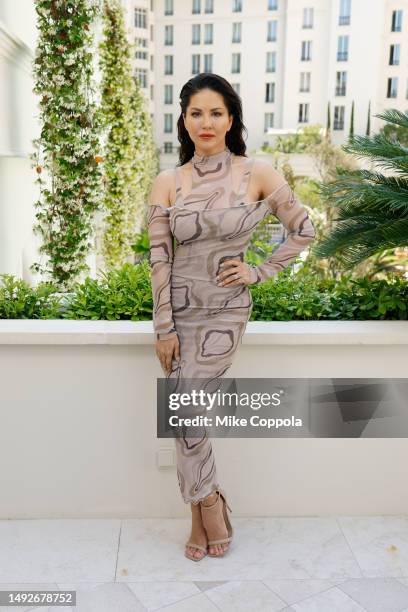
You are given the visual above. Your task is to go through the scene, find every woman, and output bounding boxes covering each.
[147,73,316,562]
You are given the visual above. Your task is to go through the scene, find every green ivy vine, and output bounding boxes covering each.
[98,0,158,269]
[31,0,103,289]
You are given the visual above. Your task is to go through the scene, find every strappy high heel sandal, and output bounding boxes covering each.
[184,540,208,562]
[200,489,233,557]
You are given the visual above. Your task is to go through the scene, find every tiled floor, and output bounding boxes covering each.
[1,516,408,611]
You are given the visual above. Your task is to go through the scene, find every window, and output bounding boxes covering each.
[232,83,241,95]
[268,0,278,9]
[335,71,347,95]
[232,0,242,12]
[164,25,173,45]
[232,23,241,43]
[150,54,154,70]
[267,21,277,42]
[164,55,173,74]
[192,0,200,14]
[135,68,147,88]
[204,53,213,72]
[204,23,213,44]
[164,114,173,133]
[303,7,313,28]
[389,44,400,65]
[232,52,241,73]
[387,77,398,98]
[301,41,312,61]
[266,51,276,72]
[150,24,154,41]
[264,113,274,131]
[135,37,148,60]
[192,24,201,44]
[135,49,147,60]
[333,105,344,129]
[299,103,309,123]
[192,54,200,73]
[134,8,147,28]
[135,37,148,47]
[337,35,348,61]
[150,84,154,99]
[164,142,173,153]
[266,82,275,102]
[391,9,402,32]
[205,0,214,13]
[164,0,173,15]
[150,0,154,11]
[300,72,310,92]
[339,0,351,25]
[164,84,173,104]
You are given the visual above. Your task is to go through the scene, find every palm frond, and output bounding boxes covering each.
[341,133,408,174]
[374,108,408,130]
[314,216,384,251]
[316,170,408,215]
[334,187,408,217]
[381,219,408,245]
[352,170,408,190]
[313,218,408,267]
[313,107,408,267]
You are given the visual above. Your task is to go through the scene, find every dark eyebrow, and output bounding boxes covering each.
[189,107,224,111]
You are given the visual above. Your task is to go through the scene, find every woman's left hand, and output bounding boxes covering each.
[216,259,254,287]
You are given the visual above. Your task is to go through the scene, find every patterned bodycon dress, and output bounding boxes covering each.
[147,146,316,505]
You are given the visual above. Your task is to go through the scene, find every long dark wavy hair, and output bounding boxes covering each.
[176,73,248,167]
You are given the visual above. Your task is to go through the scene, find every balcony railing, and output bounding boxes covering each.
[337,51,348,61]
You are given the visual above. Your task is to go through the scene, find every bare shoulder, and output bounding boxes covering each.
[252,158,287,199]
[147,169,175,207]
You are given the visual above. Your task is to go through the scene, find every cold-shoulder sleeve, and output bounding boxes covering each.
[147,204,178,341]
[247,182,316,285]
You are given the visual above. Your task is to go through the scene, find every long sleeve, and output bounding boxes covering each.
[248,182,316,285]
[147,204,178,341]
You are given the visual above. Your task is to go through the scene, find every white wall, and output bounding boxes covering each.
[0,2,39,281]
[0,320,407,519]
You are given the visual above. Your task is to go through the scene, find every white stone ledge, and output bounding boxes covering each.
[0,319,407,345]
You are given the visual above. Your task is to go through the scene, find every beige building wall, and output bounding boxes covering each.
[124,0,408,151]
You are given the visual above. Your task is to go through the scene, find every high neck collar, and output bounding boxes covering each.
[192,146,232,167]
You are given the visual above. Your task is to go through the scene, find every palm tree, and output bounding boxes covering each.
[312,109,408,270]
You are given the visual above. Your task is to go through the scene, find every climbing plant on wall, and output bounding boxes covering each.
[99,0,158,269]
[31,0,103,289]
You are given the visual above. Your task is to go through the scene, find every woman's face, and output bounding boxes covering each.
[183,88,233,154]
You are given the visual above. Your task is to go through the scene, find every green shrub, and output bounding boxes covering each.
[0,274,62,319]
[249,267,407,320]
[0,264,406,321]
[62,261,153,320]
